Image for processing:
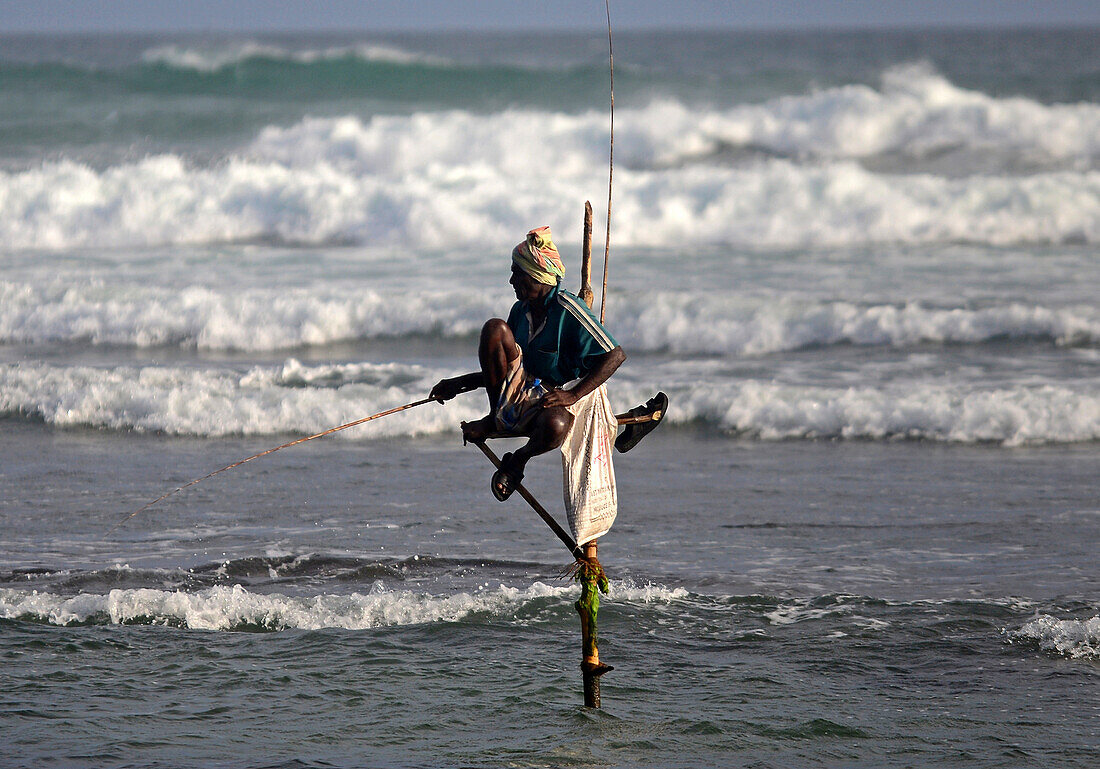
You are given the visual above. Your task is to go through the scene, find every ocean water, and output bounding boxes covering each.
[1,28,1098,768]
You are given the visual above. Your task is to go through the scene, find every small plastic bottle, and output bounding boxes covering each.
[527,378,549,402]
[498,378,549,431]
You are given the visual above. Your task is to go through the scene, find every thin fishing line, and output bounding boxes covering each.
[108,396,439,535]
[600,0,614,324]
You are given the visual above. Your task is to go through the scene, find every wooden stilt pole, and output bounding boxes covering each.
[576,202,610,708]
[577,540,611,707]
[470,438,609,706]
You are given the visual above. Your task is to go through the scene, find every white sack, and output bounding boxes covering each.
[561,385,618,545]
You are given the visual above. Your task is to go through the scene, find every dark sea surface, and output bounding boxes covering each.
[1,27,1099,768]
[2,427,1098,767]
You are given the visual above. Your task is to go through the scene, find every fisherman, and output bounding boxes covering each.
[430,226,626,501]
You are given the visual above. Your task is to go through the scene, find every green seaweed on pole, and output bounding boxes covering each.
[573,542,613,707]
[574,556,610,660]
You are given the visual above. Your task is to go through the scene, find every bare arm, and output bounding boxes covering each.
[540,346,626,409]
[429,371,485,401]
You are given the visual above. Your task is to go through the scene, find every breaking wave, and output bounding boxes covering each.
[615,296,1100,355]
[141,41,451,71]
[1005,614,1100,660]
[0,359,471,439]
[0,281,496,350]
[657,63,1100,171]
[0,580,686,632]
[686,380,1100,446]
[3,359,1099,445]
[3,66,1100,251]
[2,279,1097,353]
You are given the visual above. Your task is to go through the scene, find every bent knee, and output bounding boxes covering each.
[480,318,518,360]
[538,407,574,448]
[480,318,513,344]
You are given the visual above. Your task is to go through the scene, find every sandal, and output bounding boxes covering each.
[491,452,525,502]
[615,392,668,453]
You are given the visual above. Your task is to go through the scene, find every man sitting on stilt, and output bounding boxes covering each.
[430,226,628,502]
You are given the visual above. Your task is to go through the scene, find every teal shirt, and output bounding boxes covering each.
[507,285,619,388]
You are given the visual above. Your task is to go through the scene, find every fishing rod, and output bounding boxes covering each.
[599,0,615,324]
[108,395,441,535]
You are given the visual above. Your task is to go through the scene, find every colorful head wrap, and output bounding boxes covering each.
[512,226,565,286]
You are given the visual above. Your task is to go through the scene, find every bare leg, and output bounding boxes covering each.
[462,319,516,443]
[488,405,575,500]
[462,321,575,493]
[510,407,574,467]
[478,318,517,409]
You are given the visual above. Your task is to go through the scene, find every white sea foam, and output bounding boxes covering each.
[0,580,685,631]
[1006,614,1100,659]
[244,64,1100,173]
[765,600,851,626]
[684,380,1100,446]
[141,42,450,71]
[638,64,1100,169]
[614,296,1100,355]
[3,278,1097,352]
[0,359,481,438]
[3,360,1098,445]
[3,66,1100,251]
[0,281,496,349]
